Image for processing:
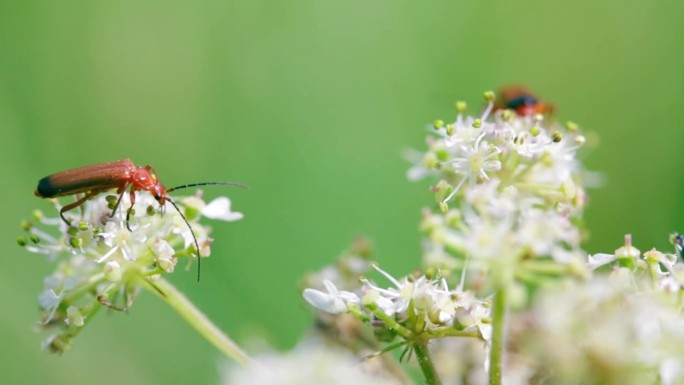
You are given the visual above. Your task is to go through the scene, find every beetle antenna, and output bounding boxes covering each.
[166,181,248,193]
[166,198,203,282]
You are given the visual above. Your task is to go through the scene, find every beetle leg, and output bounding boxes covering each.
[144,279,166,297]
[110,185,129,218]
[60,190,101,226]
[97,295,127,312]
[125,189,137,231]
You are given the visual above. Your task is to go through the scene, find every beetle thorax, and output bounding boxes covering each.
[132,166,167,203]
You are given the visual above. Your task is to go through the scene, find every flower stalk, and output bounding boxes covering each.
[139,277,251,366]
[488,285,506,385]
[414,341,442,385]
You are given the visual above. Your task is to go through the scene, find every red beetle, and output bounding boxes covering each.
[495,86,554,117]
[34,159,246,280]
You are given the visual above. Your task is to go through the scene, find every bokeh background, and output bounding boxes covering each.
[2,1,683,384]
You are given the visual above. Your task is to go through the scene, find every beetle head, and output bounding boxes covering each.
[152,183,167,205]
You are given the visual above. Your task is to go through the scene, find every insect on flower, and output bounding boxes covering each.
[34,159,247,280]
[670,232,684,260]
[495,85,555,117]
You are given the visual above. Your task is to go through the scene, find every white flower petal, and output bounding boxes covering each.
[202,197,244,221]
[303,280,358,314]
[302,288,347,314]
[587,253,617,270]
[38,289,62,310]
[151,239,175,259]
[375,296,397,316]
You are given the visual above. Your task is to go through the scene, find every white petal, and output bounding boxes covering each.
[202,197,244,221]
[38,289,62,310]
[302,288,347,314]
[375,296,397,316]
[660,358,684,385]
[96,245,118,263]
[478,322,493,342]
[151,239,175,259]
[438,310,454,324]
[587,253,617,270]
[121,245,136,261]
[172,225,195,249]
[181,196,206,211]
[43,275,61,290]
[407,165,428,181]
[322,279,339,295]
[483,160,502,171]
[104,261,123,282]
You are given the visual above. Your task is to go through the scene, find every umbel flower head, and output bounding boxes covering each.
[18,191,242,353]
[517,273,684,385]
[304,264,490,349]
[408,91,590,288]
[424,235,684,385]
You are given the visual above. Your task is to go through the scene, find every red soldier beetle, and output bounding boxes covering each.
[495,85,555,117]
[34,159,246,281]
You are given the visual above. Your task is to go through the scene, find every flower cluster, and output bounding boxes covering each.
[301,91,591,384]
[304,264,490,348]
[408,93,589,288]
[19,191,242,353]
[518,271,684,385]
[424,235,684,385]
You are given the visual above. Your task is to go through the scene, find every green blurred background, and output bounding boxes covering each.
[1,1,683,384]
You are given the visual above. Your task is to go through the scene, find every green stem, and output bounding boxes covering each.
[140,277,251,366]
[414,341,441,385]
[429,328,481,339]
[371,307,414,339]
[363,341,414,385]
[489,286,507,385]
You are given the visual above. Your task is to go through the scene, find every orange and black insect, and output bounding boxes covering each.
[671,233,684,260]
[34,159,246,280]
[495,85,555,117]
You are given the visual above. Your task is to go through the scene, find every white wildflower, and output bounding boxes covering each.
[409,92,588,279]
[20,191,242,352]
[518,276,684,385]
[362,265,491,338]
